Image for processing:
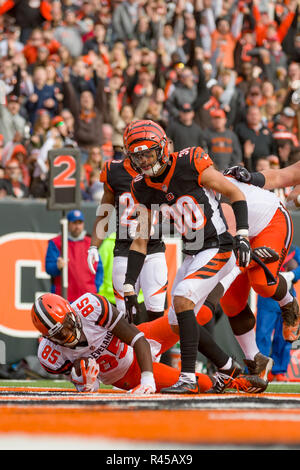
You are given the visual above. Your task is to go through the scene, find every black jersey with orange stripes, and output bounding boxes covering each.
[100,158,165,256]
[131,147,231,255]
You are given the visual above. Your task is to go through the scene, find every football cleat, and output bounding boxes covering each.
[220,358,244,378]
[207,371,235,393]
[244,353,274,382]
[229,374,268,393]
[281,297,300,342]
[206,359,244,393]
[160,377,200,394]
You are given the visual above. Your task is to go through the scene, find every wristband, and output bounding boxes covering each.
[250,172,266,188]
[232,200,249,232]
[123,284,135,293]
[130,332,144,347]
[236,229,249,237]
[125,250,146,286]
[140,371,155,387]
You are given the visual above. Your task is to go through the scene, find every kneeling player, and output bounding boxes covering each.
[31,292,266,394]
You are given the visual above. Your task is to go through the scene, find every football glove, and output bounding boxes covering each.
[87,246,99,275]
[124,292,140,323]
[129,372,156,395]
[234,235,251,268]
[71,358,100,393]
[128,384,156,395]
[223,166,251,183]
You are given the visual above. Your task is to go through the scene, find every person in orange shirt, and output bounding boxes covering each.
[252,0,297,47]
[211,14,243,70]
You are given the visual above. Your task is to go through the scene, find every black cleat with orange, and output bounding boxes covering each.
[229,374,268,393]
[160,377,200,394]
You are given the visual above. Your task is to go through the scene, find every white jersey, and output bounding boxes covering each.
[224,177,281,238]
[37,292,160,385]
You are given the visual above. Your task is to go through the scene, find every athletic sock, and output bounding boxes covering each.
[177,309,199,379]
[197,323,230,369]
[234,328,259,360]
[278,291,294,307]
[219,357,233,371]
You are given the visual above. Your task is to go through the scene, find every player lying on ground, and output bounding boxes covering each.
[31,292,267,394]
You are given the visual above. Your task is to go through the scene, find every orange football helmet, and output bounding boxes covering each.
[123,119,169,176]
[31,293,82,348]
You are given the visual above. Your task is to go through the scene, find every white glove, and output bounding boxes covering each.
[87,246,99,275]
[71,358,100,393]
[128,384,156,395]
[281,271,295,291]
[128,371,156,395]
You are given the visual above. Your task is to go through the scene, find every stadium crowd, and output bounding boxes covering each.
[0,0,299,203]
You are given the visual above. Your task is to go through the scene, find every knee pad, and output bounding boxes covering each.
[228,304,256,336]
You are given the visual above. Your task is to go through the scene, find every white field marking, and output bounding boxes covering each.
[209,412,300,422]
[0,433,198,450]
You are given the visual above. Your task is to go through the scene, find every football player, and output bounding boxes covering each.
[195,173,300,380]
[87,149,168,324]
[31,292,267,394]
[122,119,252,394]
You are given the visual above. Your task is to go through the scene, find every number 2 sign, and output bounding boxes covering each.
[47,148,81,211]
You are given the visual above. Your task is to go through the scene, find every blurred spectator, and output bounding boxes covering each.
[166,102,206,152]
[25,65,59,124]
[0,1,52,44]
[166,66,199,119]
[45,209,103,303]
[107,72,150,157]
[83,168,104,202]
[0,157,29,198]
[0,24,23,57]
[60,108,75,139]
[53,6,88,58]
[0,0,297,204]
[112,0,141,43]
[210,13,243,70]
[203,109,243,171]
[83,145,103,185]
[82,21,107,55]
[0,93,26,144]
[61,64,107,162]
[30,108,51,148]
[101,123,114,161]
[255,156,271,172]
[234,105,276,170]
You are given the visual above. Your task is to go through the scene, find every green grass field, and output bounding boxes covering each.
[1,379,300,394]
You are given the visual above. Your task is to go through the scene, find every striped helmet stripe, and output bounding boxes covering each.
[34,298,56,330]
